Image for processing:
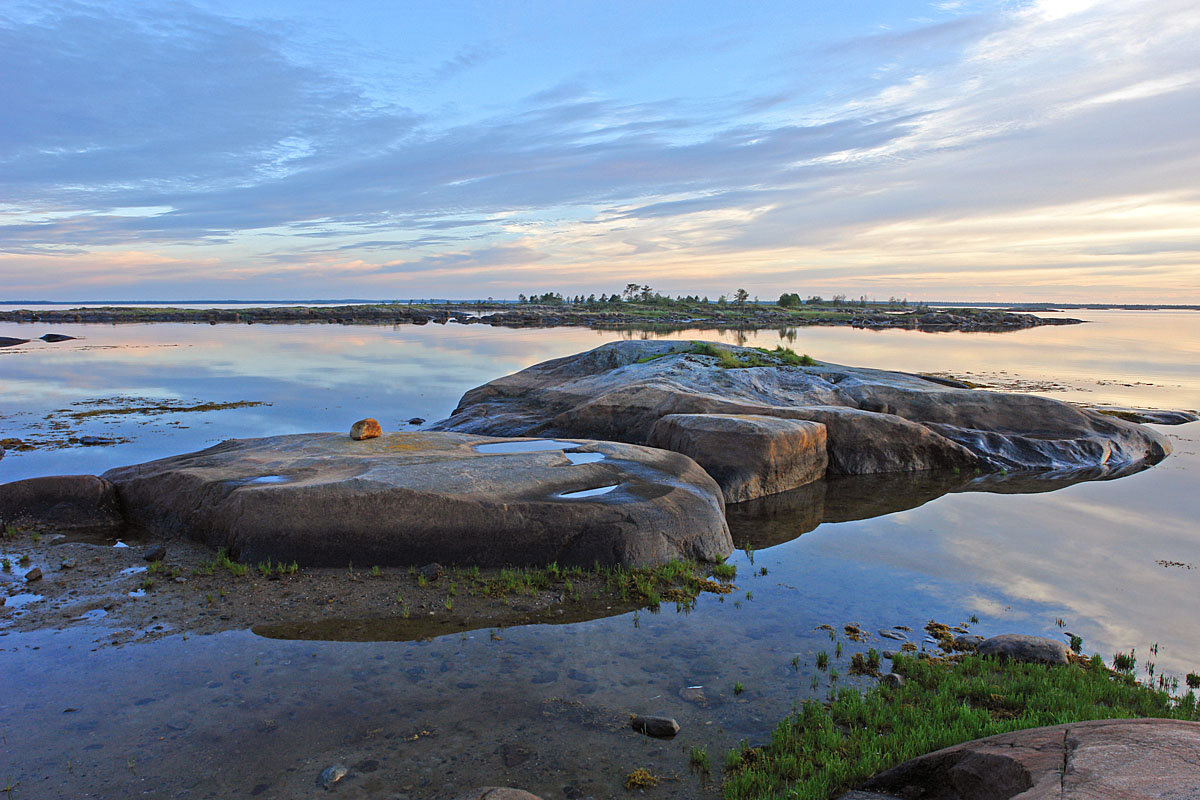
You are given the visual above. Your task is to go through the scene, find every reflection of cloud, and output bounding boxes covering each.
[1,1,1198,300]
[807,430,1200,674]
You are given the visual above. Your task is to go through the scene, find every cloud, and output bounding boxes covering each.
[0,0,1198,300]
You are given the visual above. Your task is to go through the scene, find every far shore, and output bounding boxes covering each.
[0,299,1084,334]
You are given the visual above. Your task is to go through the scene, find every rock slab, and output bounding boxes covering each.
[849,718,1200,800]
[99,432,731,568]
[648,414,827,503]
[433,340,1172,499]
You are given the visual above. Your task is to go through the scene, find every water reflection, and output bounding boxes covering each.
[727,462,1157,549]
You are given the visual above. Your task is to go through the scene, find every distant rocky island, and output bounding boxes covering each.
[0,297,1083,334]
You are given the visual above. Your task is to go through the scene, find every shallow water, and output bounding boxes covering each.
[1,310,1199,798]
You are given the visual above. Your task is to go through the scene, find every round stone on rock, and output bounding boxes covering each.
[349,418,382,440]
[977,633,1068,664]
[880,673,905,689]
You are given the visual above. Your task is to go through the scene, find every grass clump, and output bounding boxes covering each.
[625,768,659,789]
[722,652,1199,800]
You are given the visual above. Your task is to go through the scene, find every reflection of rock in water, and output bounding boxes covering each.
[727,471,967,548]
[728,461,1155,549]
[252,599,632,643]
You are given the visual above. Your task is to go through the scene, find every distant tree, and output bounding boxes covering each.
[733,288,750,306]
[832,293,847,304]
[778,293,800,308]
[518,294,527,303]
[717,294,727,306]
[623,283,641,301]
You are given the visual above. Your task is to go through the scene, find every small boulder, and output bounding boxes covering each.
[977,634,1068,664]
[880,673,905,689]
[79,436,114,446]
[318,763,348,790]
[349,418,382,440]
[0,337,30,348]
[417,562,443,581]
[953,634,986,651]
[25,567,43,582]
[39,334,77,343]
[142,544,167,562]
[408,417,426,425]
[630,715,680,738]
[648,413,828,502]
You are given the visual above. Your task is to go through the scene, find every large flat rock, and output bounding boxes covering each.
[98,432,732,568]
[0,474,123,533]
[433,341,1172,499]
[848,718,1200,799]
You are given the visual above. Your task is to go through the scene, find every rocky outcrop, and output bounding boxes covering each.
[976,634,1069,664]
[648,414,827,503]
[96,432,731,568]
[846,719,1200,800]
[0,475,124,533]
[432,341,1172,501]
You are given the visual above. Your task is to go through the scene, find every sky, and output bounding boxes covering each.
[1,0,1198,302]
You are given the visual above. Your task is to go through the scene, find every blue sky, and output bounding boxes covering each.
[1,0,1198,301]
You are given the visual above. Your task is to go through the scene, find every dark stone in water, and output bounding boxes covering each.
[530,670,557,684]
[630,715,680,738]
[501,742,534,767]
[567,668,595,682]
[79,436,114,446]
[0,337,30,347]
[39,334,77,342]
[408,417,426,425]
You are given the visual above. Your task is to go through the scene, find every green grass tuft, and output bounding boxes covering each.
[722,652,1199,800]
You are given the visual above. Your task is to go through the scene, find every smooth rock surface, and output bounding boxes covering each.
[849,718,1200,800]
[977,634,1069,664]
[100,432,731,567]
[0,474,124,533]
[433,341,1171,496]
[648,413,827,502]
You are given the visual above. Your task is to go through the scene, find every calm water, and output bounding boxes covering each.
[1,311,1198,799]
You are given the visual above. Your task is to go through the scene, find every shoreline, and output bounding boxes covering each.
[0,301,1083,334]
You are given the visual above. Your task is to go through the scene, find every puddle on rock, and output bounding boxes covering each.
[556,484,619,499]
[4,593,45,609]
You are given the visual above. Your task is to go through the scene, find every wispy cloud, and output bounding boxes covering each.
[0,0,1197,300]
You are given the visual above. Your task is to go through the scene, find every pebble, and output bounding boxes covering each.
[319,764,349,790]
[60,559,77,570]
[630,715,680,738]
[24,567,43,582]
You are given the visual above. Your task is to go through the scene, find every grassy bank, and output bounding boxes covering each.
[722,652,1200,800]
